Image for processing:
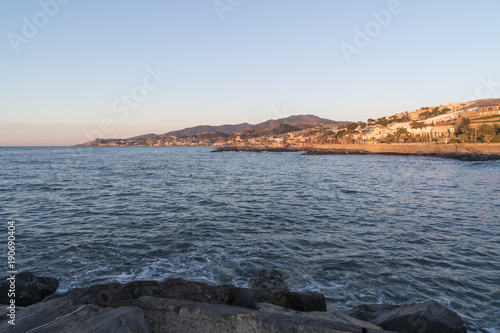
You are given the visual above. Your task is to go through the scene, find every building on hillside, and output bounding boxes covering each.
[364,125,379,132]
[479,104,500,115]
[272,137,285,146]
[407,125,454,140]
[367,126,389,140]
[409,127,431,138]
[430,125,455,139]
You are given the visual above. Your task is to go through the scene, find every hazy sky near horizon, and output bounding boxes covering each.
[1,0,499,146]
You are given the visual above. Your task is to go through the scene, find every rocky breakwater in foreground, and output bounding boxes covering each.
[1,270,467,333]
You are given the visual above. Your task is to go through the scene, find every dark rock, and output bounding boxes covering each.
[302,149,368,155]
[0,297,149,333]
[41,305,149,333]
[289,289,327,312]
[0,271,58,306]
[159,278,233,305]
[48,278,234,308]
[440,153,500,161]
[345,303,399,323]
[47,277,325,312]
[257,303,391,333]
[133,296,396,333]
[251,269,288,289]
[0,273,412,333]
[212,146,302,153]
[347,300,467,333]
[374,300,467,333]
[134,296,275,333]
[230,287,326,312]
[0,293,395,333]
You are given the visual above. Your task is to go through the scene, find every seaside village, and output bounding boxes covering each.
[86,99,500,147]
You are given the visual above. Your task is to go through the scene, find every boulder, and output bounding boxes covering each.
[0,296,149,333]
[346,300,467,333]
[47,277,326,312]
[133,296,396,333]
[230,287,326,311]
[48,278,234,308]
[134,296,276,333]
[37,305,149,333]
[251,269,288,289]
[345,304,399,323]
[257,303,392,333]
[0,294,395,333]
[0,271,58,306]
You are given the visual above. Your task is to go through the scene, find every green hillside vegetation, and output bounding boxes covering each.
[455,118,500,143]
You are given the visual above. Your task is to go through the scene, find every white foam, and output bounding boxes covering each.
[483,328,499,333]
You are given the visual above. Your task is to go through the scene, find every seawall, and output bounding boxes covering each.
[310,143,500,155]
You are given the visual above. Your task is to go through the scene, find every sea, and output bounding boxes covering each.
[1,146,499,332]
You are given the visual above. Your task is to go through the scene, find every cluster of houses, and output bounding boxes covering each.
[253,100,500,146]
[338,100,500,144]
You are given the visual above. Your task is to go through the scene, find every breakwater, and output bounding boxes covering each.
[311,143,500,155]
[212,144,500,160]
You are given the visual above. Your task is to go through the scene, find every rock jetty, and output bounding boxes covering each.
[211,146,303,153]
[211,145,500,160]
[0,271,468,333]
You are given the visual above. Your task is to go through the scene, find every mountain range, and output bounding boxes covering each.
[129,115,347,139]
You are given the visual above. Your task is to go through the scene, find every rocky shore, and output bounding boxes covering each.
[211,146,500,161]
[211,146,373,155]
[1,270,468,332]
[211,146,305,153]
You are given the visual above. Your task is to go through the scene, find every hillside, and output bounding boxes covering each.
[237,123,302,139]
[160,114,345,137]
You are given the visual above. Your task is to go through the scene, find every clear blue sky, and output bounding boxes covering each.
[1,0,499,145]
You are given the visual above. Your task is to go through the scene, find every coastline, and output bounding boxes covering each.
[211,143,500,161]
